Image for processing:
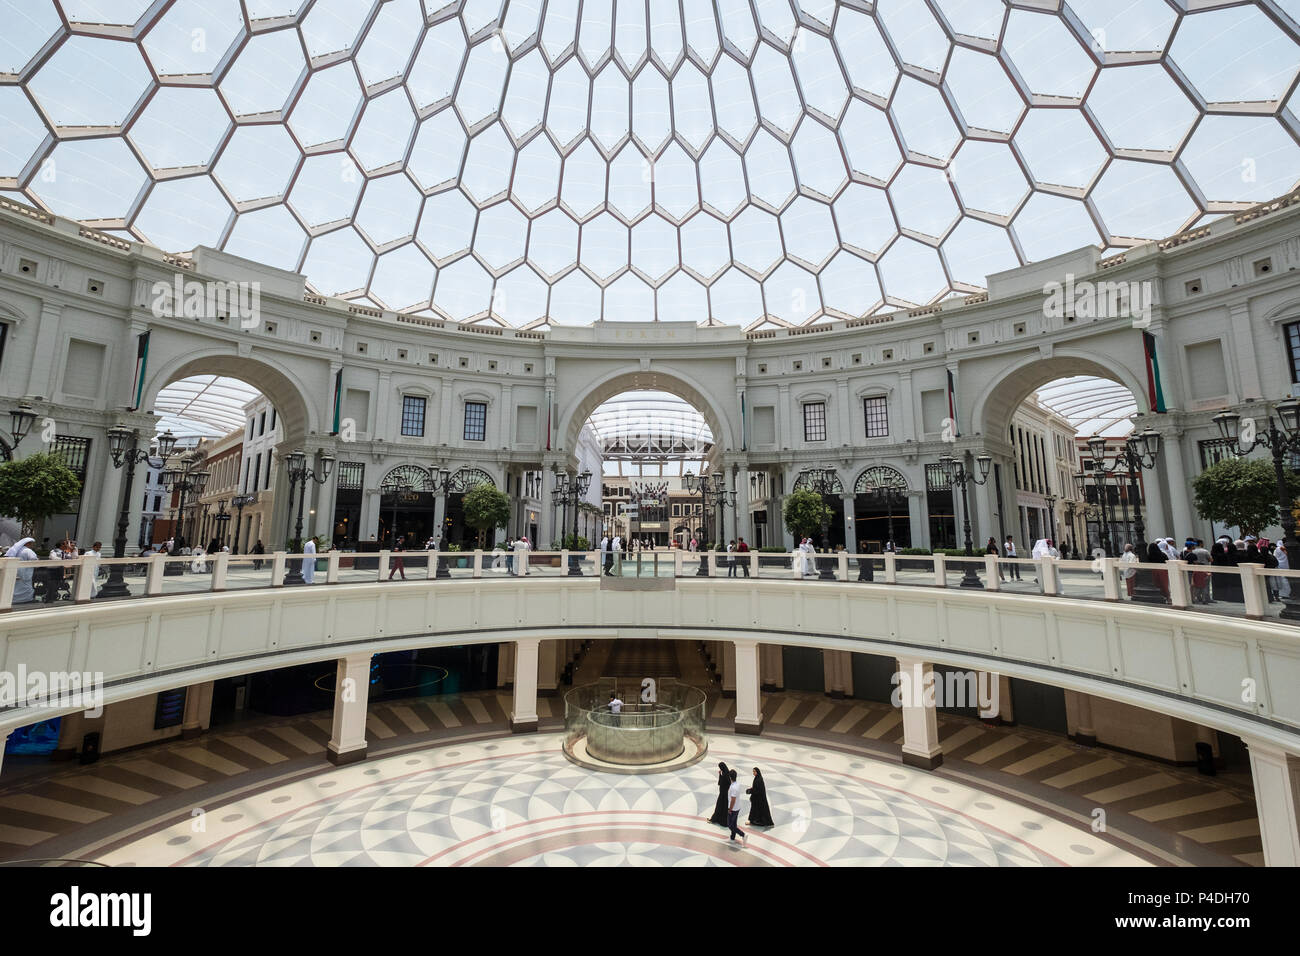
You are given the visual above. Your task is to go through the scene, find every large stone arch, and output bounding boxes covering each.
[141,348,319,441]
[557,364,738,458]
[969,348,1150,444]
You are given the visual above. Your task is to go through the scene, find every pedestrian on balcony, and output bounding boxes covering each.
[251,539,265,571]
[1004,535,1021,581]
[1121,542,1139,597]
[986,537,1004,581]
[388,536,407,580]
[513,535,531,576]
[1145,541,1170,601]
[736,537,750,577]
[612,533,623,575]
[1275,540,1292,600]
[5,537,38,605]
[727,539,737,577]
[301,535,316,585]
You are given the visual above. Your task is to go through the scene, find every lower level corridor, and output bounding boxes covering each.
[0,641,1261,867]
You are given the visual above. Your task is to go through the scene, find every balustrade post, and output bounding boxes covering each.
[146,553,165,596]
[1101,558,1120,601]
[984,554,1000,591]
[377,550,390,581]
[211,551,229,592]
[1041,558,1058,595]
[271,552,286,588]
[327,550,341,584]
[884,551,897,584]
[473,550,484,578]
[933,554,946,587]
[0,559,18,612]
[1168,559,1191,609]
[1241,563,1269,620]
[73,556,96,604]
[838,552,849,581]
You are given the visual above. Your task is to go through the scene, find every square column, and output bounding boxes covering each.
[327,652,373,766]
[733,639,763,736]
[497,641,515,688]
[511,638,540,733]
[722,642,736,697]
[180,681,214,739]
[537,639,559,697]
[896,657,943,771]
[1244,738,1300,867]
[760,643,783,691]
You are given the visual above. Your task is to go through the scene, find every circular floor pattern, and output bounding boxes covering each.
[96,735,1146,867]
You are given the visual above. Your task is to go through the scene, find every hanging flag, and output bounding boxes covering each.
[1142,331,1167,413]
[330,368,343,435]
[129,330,150,411]
[946,368,961,438]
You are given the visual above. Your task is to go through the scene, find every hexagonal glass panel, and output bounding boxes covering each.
[698,140,746,217]
[39,138,147,221]
[214,125,300,203]
[730,206,783,275]
[355,173,423,247]
[833,184,897,257]
[143,0,244,78]
[944,49,1025,135]
[492,264,549,326]
[580,212,629,281]
[950,142,1030,219]
[433,255,494,321]
[527,208,579,279]
[887,164,960,240]
[657,270,708,322]
[1091,161,1195,239]
[678,212,731,281]
[133,177,231,252]
[289,64,363,149]
[217,29,304,118]
[630,214,678,281]
[355,0,424,89]
[417,189,479,261]
[1088,65,1196,153]
[408,111,467,192]
[1181,116,1300,204]
[474,201,530,272]
[302,227,375,296]
[1169,7,1299,104]
[590,62,630,150]
[941,218,1020,288]
[223,204,307,271]
[370,244,436,310]
[288,153,364,227]
[1067,0,1176,54]
[781,196,838,268]
[28,35,153,128]
[791,30,848,120]
[512,136,562,213]
[1002,10,1096,100]
[877,236,946,306]
[1,0,63,76]
[128,88,231,172]
[818,251,882,317]
[501,50,550,141]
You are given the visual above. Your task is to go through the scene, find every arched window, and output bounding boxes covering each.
[381,465,432,491]
[449,467,495,492]
[854,466,907,494]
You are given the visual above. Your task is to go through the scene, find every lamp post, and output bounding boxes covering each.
[710,477,737,548]
[683,470,726,574]
[1045,493,1058,546]
[159,452,210,568]
[387,480,412,549]
[938,452,992,588]
[429,467,453,577]
[1089,427,1160,549]
[102,426,178,599]
[210,499,231,549]
[795,466,840,581]
[1,402,37,455]
[1063,502,1076,559]
[551,469,593,574]
[1214,400,1300,620]
[282,449,336,586]
[1074,470,1113,557]
[231,493,256,554]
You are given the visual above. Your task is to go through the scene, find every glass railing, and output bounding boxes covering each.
[562,679,707,767]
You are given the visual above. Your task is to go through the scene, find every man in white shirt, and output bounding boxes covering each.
[600,535,612,575]
[608,692,623,725]
[1004,535,1021,581]
[612,534,623,576]
[726,768,746,846]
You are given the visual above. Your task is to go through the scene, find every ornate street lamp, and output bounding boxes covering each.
[100,426,177,599]
[158,451,210,559]
[1214,401,1300,620]
[683,470,727,574]
[231,493,256,554]
[282,449,336,586]
[938,452,992,588]
[429,467,453,577]
[552,469,593,574]
[1,402,38,453]
[1074,470,1112,557]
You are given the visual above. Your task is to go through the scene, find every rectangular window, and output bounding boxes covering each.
[258,411,266,437]
[863,396,888,438]
[401,395,427,437]
[264,453,272,490]
[1286,322,1300,383]
[464,401,487,442]
[336,461,365,491]
[269,408,276,432]
[153,495,161,512]
[248,418,254,441]
[803,402,827,442]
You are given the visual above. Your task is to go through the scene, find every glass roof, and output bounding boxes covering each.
[4,1,1298,329]
[153,376,261,439]
[587,390,713,445]
[1034,376,1137,440]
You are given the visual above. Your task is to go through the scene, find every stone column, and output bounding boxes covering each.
[511,638,540,733]
[537,639,559,697]
[733,639,763,735]
[823,650,840,698]
[908,490,925,551]
[180,681,214,739]
[897,657,943,770]
[539,467,555,548]
[497,641,516,688]
[760,644,783,691]
[841,492,856,551]
[722,641,737,697]
[1161,431,1192,538]
[1244,739,1300,867]
[1068,690,1096,745]
[327,652,372,766]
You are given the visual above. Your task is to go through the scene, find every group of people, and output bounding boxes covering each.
[707,761,774,847]
[4,536,105,604]
[796,537,819,576]
[497,536,533,575]
[1119,535,1290,604]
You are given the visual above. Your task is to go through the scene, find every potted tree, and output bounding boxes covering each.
[1192,456,1300,541]
[462,482,511,562]
[783,488,832,574]
[0,452,82,539]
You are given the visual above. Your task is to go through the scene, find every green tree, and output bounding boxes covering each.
[0,452,82,537]
[1192,456,1300,538]
[462,483,510,548]
[783,488,832,543]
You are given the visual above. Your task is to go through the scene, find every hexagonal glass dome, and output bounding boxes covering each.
[3,0,1298,329]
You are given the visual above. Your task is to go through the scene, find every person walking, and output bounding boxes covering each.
[707,761,731,827]
[736,536,750,577]
[86,541,103,597]
[612,532,623,576]
[985,537,1003,581]
[505,536,515,575]
[727,539,737,577]
[5,537,38,605]
[389,535,407,580]
[1004,535,1021,581]
[746,767,774,827]
[1120,542,1139,598]
[600,533,613,576]
[300,536,317,584]
[726,768,746,846]
[252,539,265,571]
[513,535,532,575]
[608,691,623,726]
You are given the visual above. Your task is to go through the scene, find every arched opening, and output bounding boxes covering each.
[852,465,910,551]
[584,390,717,552]
[973,352,1149,560]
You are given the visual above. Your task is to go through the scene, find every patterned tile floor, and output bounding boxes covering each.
[94,735,1140,867]
[0,643,1262,866]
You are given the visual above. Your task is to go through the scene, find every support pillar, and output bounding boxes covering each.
[823,649,851,699]
[1244,739,1300,867]
[497,641,515,688]
[180,681,214,739]
[327,652,372,766]
[721,641,736,698]
[511,638,540,733]
[537,639,559,697]
[760,644,783,691]
[1070,691,1096,746]
[733,639,763,735]
[897,657,943,770]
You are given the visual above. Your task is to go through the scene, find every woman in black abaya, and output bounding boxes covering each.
[707,762,730,827]
[746,767,774,827]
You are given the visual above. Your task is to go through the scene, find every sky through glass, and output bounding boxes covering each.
[2,0,1297,330]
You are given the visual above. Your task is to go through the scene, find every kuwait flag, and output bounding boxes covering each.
[946,368,961,438]
[1142,331,1167,413]
[129,330,150,410]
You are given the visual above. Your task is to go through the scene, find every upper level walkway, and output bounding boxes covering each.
[2,549,1299,758]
